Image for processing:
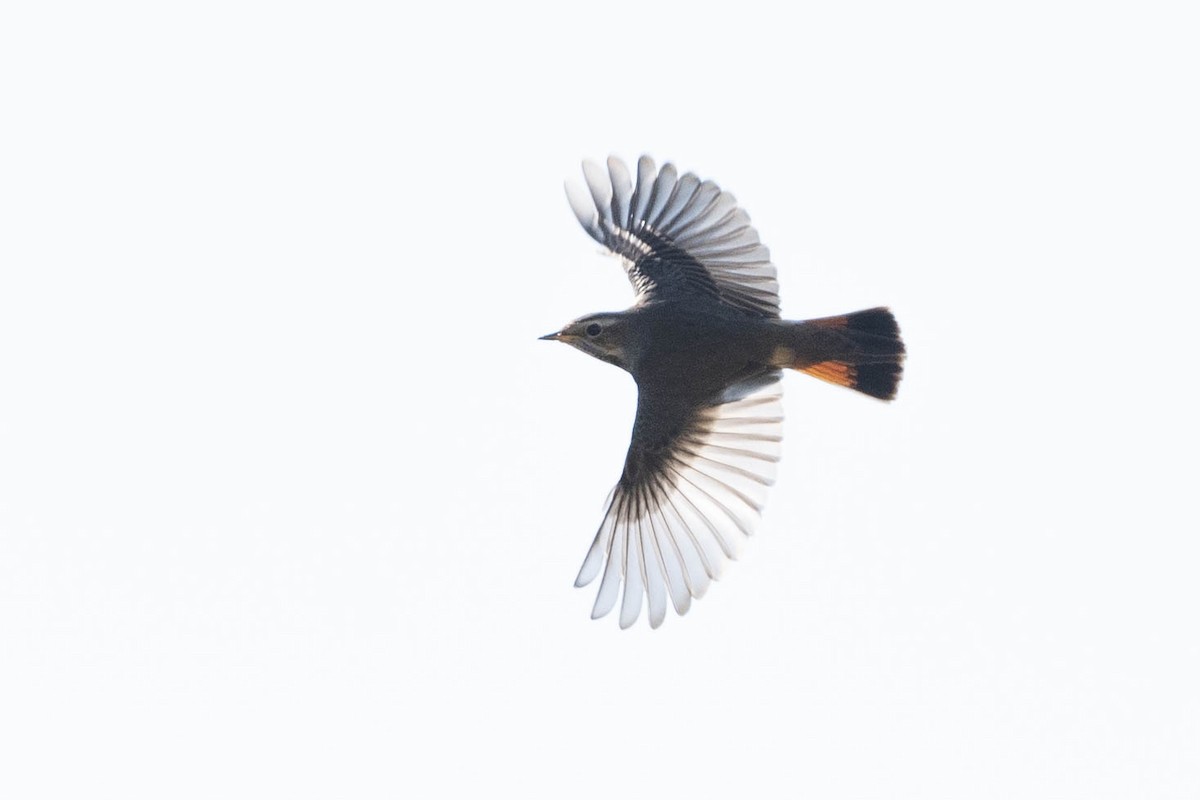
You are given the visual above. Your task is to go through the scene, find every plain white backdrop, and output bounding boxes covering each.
[2,1,1197,797]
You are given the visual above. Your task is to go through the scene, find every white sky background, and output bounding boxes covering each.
[2,1,1198,797]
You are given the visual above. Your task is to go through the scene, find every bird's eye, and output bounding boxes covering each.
[585,323,602,337]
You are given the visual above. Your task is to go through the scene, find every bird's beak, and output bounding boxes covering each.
[538,330,562,341]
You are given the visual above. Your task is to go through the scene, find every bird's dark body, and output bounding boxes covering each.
[612,301,779,487]
[620,301,773,395]
[546,156,906,628]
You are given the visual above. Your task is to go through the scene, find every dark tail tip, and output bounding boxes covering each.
[800,307,906,400]
[852,361,904,400]
[840,307,902,357]
[845,307,904,400]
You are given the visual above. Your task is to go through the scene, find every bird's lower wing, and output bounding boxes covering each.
[575,375,783,629]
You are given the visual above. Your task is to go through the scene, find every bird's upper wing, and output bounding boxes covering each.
[575,371,783,628]
[565,156,781,318]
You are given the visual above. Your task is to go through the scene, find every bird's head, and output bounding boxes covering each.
[539,312,635,371]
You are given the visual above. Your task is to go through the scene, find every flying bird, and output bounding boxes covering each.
[542,156,905,628]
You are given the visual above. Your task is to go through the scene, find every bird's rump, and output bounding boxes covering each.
[565,156,781,318]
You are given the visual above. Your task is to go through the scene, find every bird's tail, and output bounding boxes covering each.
[776,307,906,400]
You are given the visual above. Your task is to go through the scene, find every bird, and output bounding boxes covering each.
[541,156,905,629]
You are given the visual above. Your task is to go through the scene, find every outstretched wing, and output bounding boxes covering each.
[575,374,784,628]
[565,156,781,318]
